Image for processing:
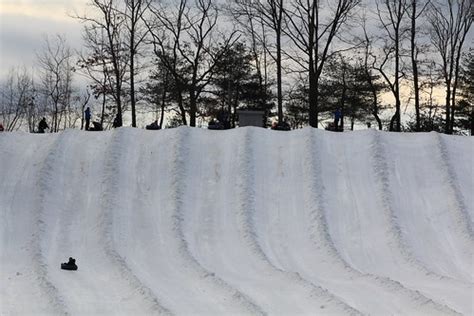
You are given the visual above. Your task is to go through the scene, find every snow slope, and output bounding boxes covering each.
[0,127,473,315]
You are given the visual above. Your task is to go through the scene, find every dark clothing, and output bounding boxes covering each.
[217,111,231,129]
[271,121,291,131]
[334,109,342,131]
[89,121,103,131]
[61,257,78,271]
[85,108,91,120]
[112,116,120,128]
[208,119,224,130]
[0,124,4,132]
[85,108,91,130]
[146,121,161,130]
[38,119,49,133]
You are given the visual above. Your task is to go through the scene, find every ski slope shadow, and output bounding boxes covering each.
[248,127,457,315]
[439,134,474,229]
[181,127,359,315]
[436,133,474,245]
[354,130,472,314]
[30,132,69,314]
[0,132,63,314]
[106,127,264,315]
[30,129,168,315]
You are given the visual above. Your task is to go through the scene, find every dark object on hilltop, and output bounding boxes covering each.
[208,112,232,130]
[146,120,161,130]
[325,122,343,132]
[38,118,49,133]
[217,111,231,129]
[208,118,225,130]
[89,121,103,131]
[327,108,343,132]
[112,115,121,128]
[61,257,78,271]
[271,121,291,131]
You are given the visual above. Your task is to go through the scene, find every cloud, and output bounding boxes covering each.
[0,12,83,79]
[0,0,88,21]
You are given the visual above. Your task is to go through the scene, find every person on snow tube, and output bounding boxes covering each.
[61,257,78,270]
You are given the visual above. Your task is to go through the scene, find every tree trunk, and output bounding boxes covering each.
[130,45,137,127]
[189,88,197,127]
[411,1,421,131]
[445,85,452,134]
[309,62,318,128]
[471,106,474,136]
[276,28,283,123]
[394,25,401,132]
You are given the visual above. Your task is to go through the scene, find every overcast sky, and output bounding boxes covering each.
[0,0,87,79]
[0,0,472,82]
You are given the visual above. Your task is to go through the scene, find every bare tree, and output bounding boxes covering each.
[375,0,409,132]
[78,26,117,126]
[37,35,75,132]
[360,16,384,130]
[408,0,431,131]
[121,0,152,127]
[0,67,35,131]
[428,0,472,134]
[75,0,129,127]
[147,0,239,127]
[227,0,271,111]
[284,0,360,128]
[230,0,286,122]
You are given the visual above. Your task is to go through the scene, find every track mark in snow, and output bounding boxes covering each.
[372,131,447,275]
[100,129,171,315]
[33,132,70,315]
[300,129,457,315]
[169,127,266,315]
[435,133,474,243]
[369,130,467,313]
[235,128,360,315]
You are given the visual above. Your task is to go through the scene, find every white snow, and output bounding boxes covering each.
[0,127,473,315]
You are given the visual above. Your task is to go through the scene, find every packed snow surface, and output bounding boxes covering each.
[0,127,473,315]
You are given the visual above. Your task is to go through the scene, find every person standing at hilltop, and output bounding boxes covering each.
[84,107,91,131]
[334,108,342,131]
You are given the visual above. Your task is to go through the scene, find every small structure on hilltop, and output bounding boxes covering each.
[236,110,265,128]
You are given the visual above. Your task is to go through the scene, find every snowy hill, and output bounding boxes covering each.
[0,127,473,315]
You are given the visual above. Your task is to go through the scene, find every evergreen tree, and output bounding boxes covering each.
[211,42,273,127]
[319,55,385,130]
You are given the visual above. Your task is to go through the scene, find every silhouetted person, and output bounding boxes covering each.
[334,108,342,131]
[112,115,120,128]
[38,118,49,133]
[61,257,78,271]
[84,107,91,130]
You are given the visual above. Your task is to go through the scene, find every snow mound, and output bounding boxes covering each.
[1,127,472,315]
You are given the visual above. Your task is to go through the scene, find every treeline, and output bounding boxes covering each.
[0,0,472,134]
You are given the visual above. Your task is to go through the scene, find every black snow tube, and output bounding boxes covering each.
[61,257,78,270]
[61,263,78,270]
